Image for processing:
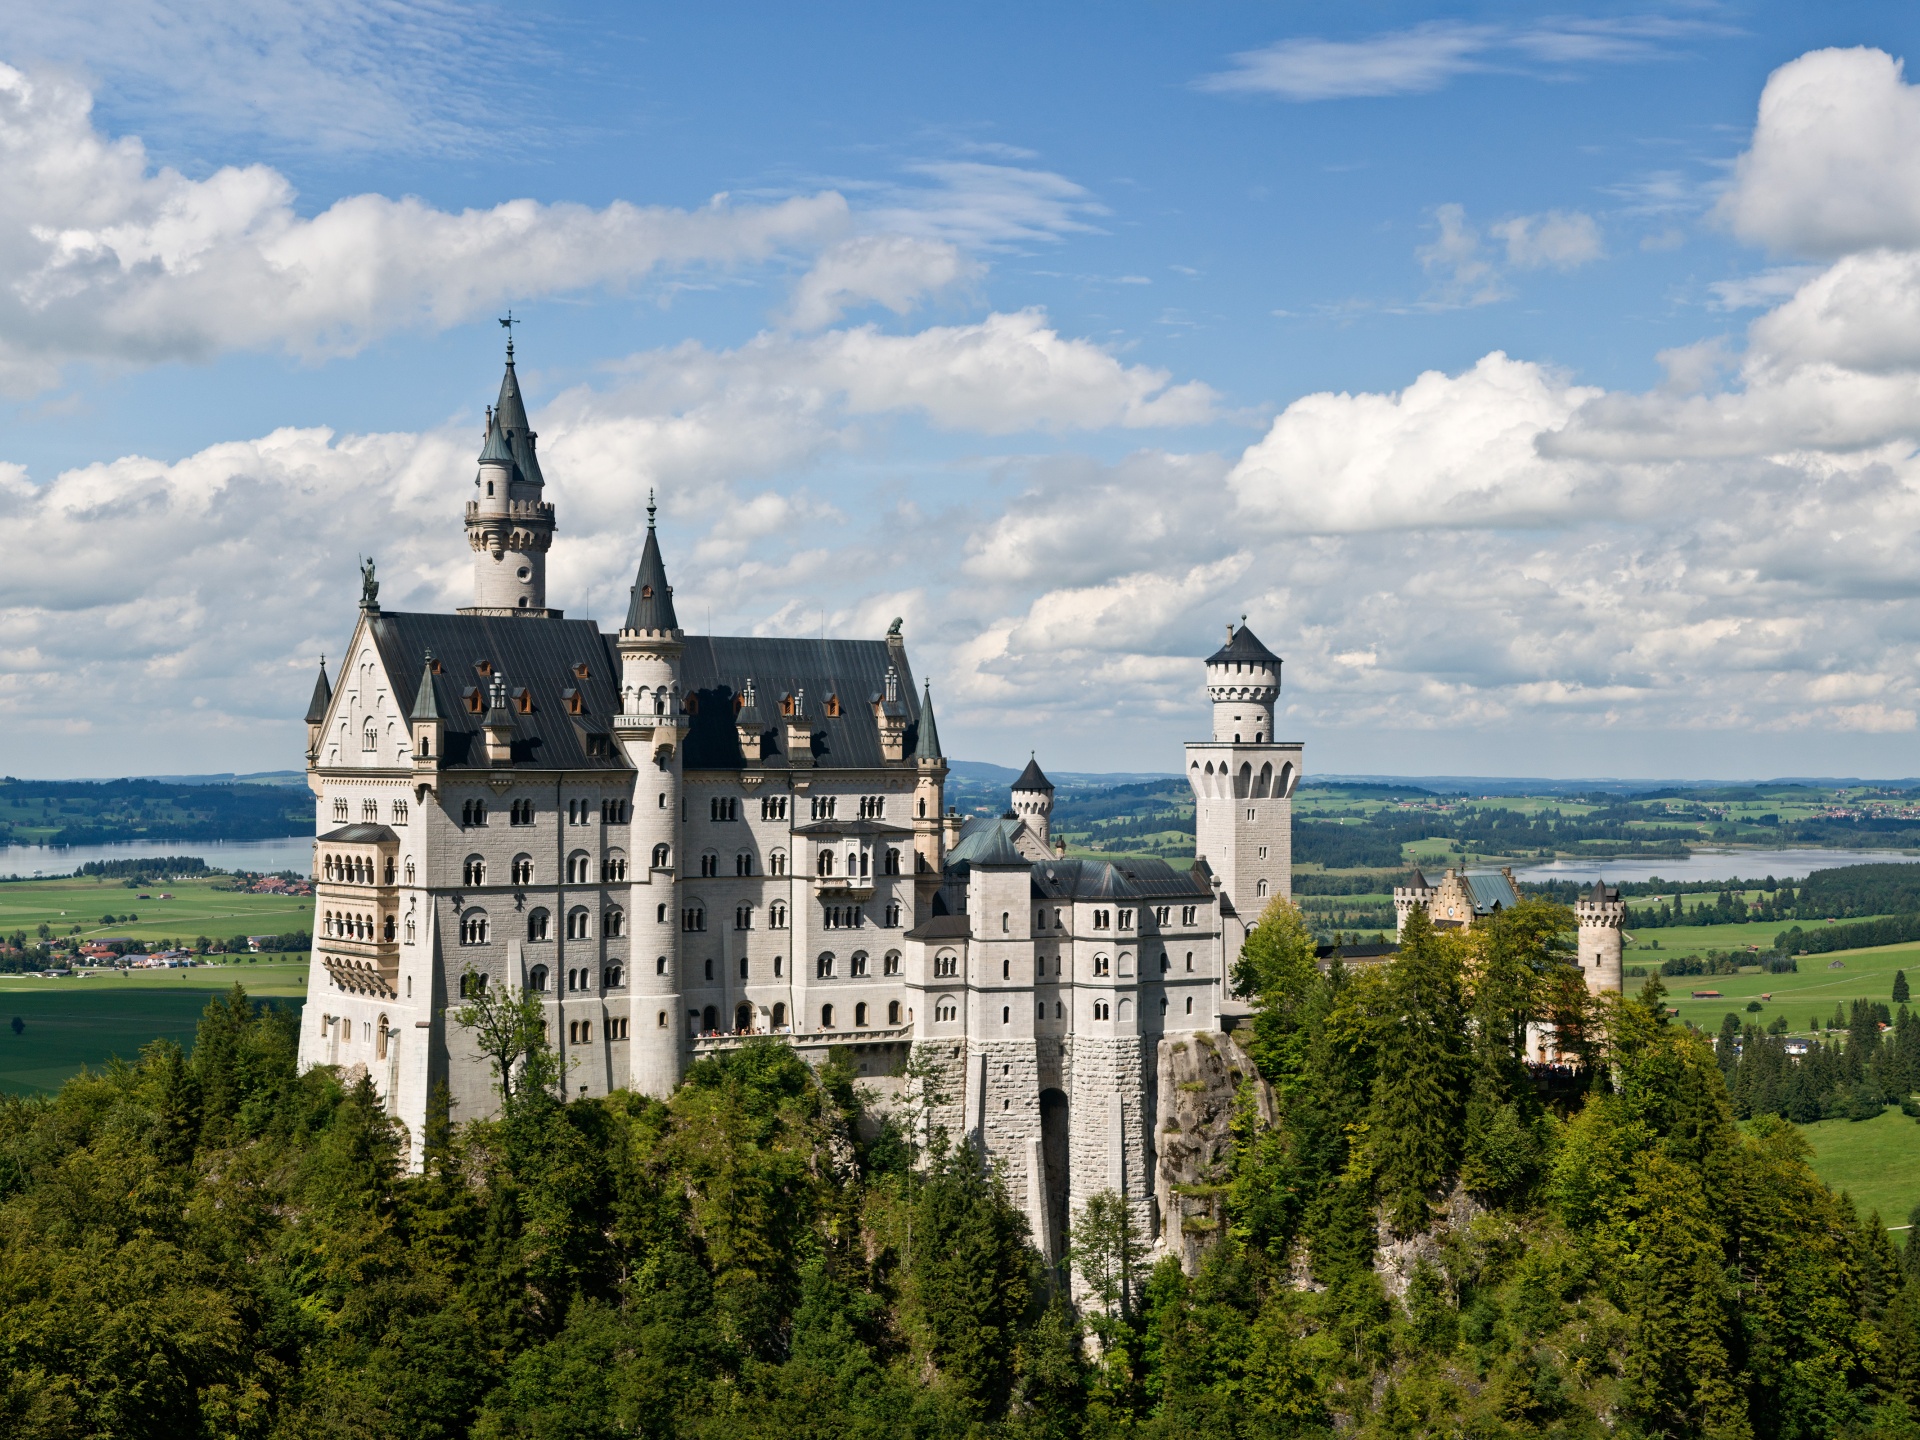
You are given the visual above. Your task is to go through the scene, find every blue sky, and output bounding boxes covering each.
[6,2,1920,780]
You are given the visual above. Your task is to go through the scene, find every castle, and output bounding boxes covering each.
[295,346,1302,1260]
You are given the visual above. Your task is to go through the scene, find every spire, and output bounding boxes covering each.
[913,681,943,762]
[410,651,439,720]
[623,491,679,632]
[478,408,512,464]
[489,341,545,487]
[1013,752,1054,794]
[304,657,332,724]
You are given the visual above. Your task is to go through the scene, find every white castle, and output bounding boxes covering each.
[295,346,1302,1259]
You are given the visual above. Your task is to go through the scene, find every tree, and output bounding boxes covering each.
[1371,908,1470,1235]
[1897,969,1912,1005]
[1071,1190,1143,1329]
[452,971,560,1111]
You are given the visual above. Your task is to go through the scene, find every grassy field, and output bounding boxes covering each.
[1797,1106,1920,1234]
[1643,937,1915,1033]
[0,960,308,1095]
[0,874,314,944]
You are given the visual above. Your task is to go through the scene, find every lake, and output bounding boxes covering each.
[0,835,312,879]
[1509,848,1920,885]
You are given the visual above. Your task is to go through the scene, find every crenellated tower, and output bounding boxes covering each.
[1011,755,1055,851]
[1576,880,1626,995]
[462,338,559,617]
[614,494,687,1097]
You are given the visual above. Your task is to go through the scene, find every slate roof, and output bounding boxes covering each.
[359,611,626,771]
[952,823,1027,868]
[1206,622,1281,669]
[905,914,970,941]
[1404,867,1429,890]
[1464,871,1520,914]
[623,511,678,632]
[1587,880,1619,903]
[679,635,927,771]
[409,652,439,721]
[1029,857,1213,902]
[1013,755,1054,793]
[912,681,943,762]
[305,660,333,725]
[490,356,546,489]
[793,818,914,838]
[318,823,400,845]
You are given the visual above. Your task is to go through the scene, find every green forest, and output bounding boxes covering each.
[4,901,1919,1438]
[0,779,309,848]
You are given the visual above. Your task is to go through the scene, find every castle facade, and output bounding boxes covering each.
[295,349,1301,1259]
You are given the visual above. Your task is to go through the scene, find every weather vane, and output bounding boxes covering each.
[499,309,517,359]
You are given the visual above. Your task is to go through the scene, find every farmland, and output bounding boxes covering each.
[0,873,314,949]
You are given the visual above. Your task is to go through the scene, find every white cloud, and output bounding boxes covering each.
[781,235,981,330]
[0,62,851,395]
[863,161,1107,249]
[1492,210,1603,270]
[1416,203,1506,307]
[1719,47,1920,257]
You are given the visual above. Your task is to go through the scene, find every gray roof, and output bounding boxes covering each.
[318,823,400,845]
[1029,856,1214,902]
[679,634,927,771]
[1464,871,1520,914]
[912,682,943,762]
[905,914,970,941]
[793,818,913,838]
[478,412,513,464]
[1405,867,1428,890]
[624,512,678,632]
[1013,755,1053,793]
[1206,622,1281,669]
[490,356,546,489]
[948,820,1027,868]
[305,659,333,725]
[409,652,439,721]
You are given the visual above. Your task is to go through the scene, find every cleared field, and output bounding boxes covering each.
[0,874,314,944]
[1627,918,1861,957]
[0,962,308,1095]
[1797,1106,1920,1234]
[1647,938,1916,1033]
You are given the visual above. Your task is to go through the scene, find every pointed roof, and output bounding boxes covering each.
[487,349,545,488]
[1405,867,1429,890]
[410,652,439,721]
[304,658,332,724]
[1012,753,1053,794]
[912,681,943,761]
[1206,620,1281,669]
[623,494,679,632]
[478,409,512,464]
[495,355,531,433]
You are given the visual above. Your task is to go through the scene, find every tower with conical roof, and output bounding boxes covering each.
[911,681,948,920]
[614,491,688,1099]
[1011,754,1055,851]
[1184,620,1305,967]
[462,336,559,616]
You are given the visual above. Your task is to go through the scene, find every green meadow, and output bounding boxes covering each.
[0,873,314,945]
[1646,936,1916,1033]
[1798,1105,1920,1237]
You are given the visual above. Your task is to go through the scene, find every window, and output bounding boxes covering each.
[884,902,901,927]
[1001,912,1010,933]
[1185,996,1194,1015]
[935,952,959,978]
[405,914,416,944]
[333,799,349,822]
[735,902,754,933]
[528,909,550,941]
[462,799,487,826]
[362,723,377,752]
[710,797,738,821]
[1182,906,1197,926]
[652,843,671,869]
[459,972,487,998]
[816,850,835,877]
[463,855,486,886]
[884,950,901,976]
[1118,909,1134,929]
[851,951,869,977]
[859,795,885,819]
[393,800,409,824]
[703,959,713,981]
[1094,999,1110,1020]
[511,854,533,885]
[810,795,837,820]
[1186,951,1194,972]
[567,909,591,940]
[383,915,396,940]
[854,1001,869,1027]
[609,1017,629,1039]
[529,965,549,992]
[1002,1006,1010,1024]
[774,955,784,977]
[1094,954,1111,977]
[511,799,534,825]
[655,955,669,976]
[606,965,623,989]
[606,853,627,881]
[1247,808,1256,822]
[935,997,958,1023]
[772,1002,787,1029]
[681,907,705,932]
[362,800,378,823]
[1154,905,1169,925]
[769,848,787,876]
[461,913,489,946]
[735,851,753,876]
[1256,879,1269,898]
[738,954,749,980]
[761,795,788,820]
[823,905,864,929]
[568,1020,593,1044]
[405,860,416,885]
[568,852,593,884]
[1093,909,1110,929]
[1038,1002,1046,1021]
[884,847,901,875]
[605,907,624,937]
[889,1000,902,1025]
[601,799,628,823]
[1257,845,1268,860]
[700,852,719,878]
[769,901,788,929]
[817,952,835,978]
[1159,952,1170,973]
[821,1004,835,1029]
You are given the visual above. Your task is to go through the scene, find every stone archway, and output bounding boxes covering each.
[1040,1087,1070,1261]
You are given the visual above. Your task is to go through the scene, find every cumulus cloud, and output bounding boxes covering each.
[1719,47,1920,257]
[781,235,981,330]
[0,62,848,393]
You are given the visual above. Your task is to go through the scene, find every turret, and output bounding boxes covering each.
[1393,867,1437,938]
[1010,754,1054,850]
[463,338,558,616]
[911,681,948,890]
[409,651,443,771]
[617,491,684,727]
[304,656,332,763]
[1205,619,1280,743]
[1576,880,1626,995]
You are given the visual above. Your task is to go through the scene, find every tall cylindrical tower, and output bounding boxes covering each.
[1010,754,1055,850]
[1206,620,1280,744]
[463,340,557,616]
[1576,881,1626,995]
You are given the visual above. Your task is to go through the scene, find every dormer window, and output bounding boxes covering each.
[563,688,583,716]
[474,661,492,677]
[429,658,444,674]
[573,662,590,680]
[641,585,654,599]
[463,687,483,714]
[513,687,532,714]
[781,694,795,717]
[825,694,842,718]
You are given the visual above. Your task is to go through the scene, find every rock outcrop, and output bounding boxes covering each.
[1153,1028,1274,1272]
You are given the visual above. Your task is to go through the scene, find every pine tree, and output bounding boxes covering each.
[1718,1012,1741,1076]
[1370,909,1470,1235]
[1898,970,1912,1005]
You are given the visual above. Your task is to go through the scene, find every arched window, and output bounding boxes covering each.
[699,851,719,877]
[1185,995,1194,1015]
[459,972,487,998]
[1093,953,1111,977]
[567,908,591,940]
[461,912,489,946]
[885,848,901,875]
[772,1002,787,1030]
[512,854,533,885]
[605,964,623,989]
[529,965,549,992]
[735,1002,753,1033]
[850,951,869,976]
[735,903,753,930]
[1186,951,1194,972]
[405,914,416,944]
[735,851,753,876]
[528,909,550,941]
[770,901,788,929]
[383,915,396,940]
[820,1003,835,1030]
[1001,911,1010,933]
[656,955,669,975]
[605,907,625,937]
[1002,1005,1010,1024]
[935,951,958,978]
[362,723,377,752]
[774,954,784,977]
[405,859,416,884]
[569,852,594,884]
[1119,952,1134,977]
[883,950,901,976]
[1094,999,1110,1020]
[1119,999,1133,1022]
[652,843,671,869]
[935,995,958,1023]
[384,856,395,884]
[606,851,628,881]
[702,1005,718,1033]
[375,1014,388,1059]
[888,1000,901,1025]
[817,952,835,979]
[854,1002,868,1027]
[463,855,486,886]
[769,848,787,876]
[816,849,835,876]
[1256,878,1269,898]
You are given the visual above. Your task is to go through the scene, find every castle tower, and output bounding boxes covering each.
[1011,754,1055,851]
[462,339,559,617]
[304,657,332,762]
[1183,621,1304,960]
[614,496,687,1097]
[1576,880,1625,994]
[1393,867,1437,937]
[911,682,948,922]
